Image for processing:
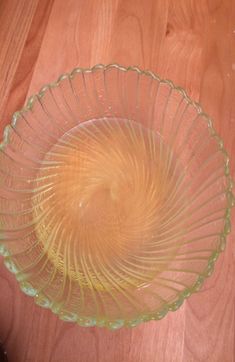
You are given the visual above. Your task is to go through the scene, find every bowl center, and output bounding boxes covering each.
[33,118,182,291]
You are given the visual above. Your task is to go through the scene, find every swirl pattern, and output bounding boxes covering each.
[33,118,184,292]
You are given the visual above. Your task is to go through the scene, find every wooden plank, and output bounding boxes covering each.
[0,0,234,361]
[1,0,55,126]
[26,0,169,95]
[0,0,39,124]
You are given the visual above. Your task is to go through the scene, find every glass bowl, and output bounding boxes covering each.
[0,64,234,330]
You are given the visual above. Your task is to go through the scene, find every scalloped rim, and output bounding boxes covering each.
[0,63,234,330]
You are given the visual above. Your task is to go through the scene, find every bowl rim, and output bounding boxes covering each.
[0,63,234,330]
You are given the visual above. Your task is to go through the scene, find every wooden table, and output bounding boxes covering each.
[0,1,234,361]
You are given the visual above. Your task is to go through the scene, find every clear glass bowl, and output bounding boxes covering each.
[0,64,234,329]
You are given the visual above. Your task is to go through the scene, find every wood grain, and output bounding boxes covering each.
[1,0,54,124]
[0,1,234,361]
[0,0,39,124]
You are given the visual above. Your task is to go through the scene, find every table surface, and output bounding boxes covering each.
[0,1,235,361]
